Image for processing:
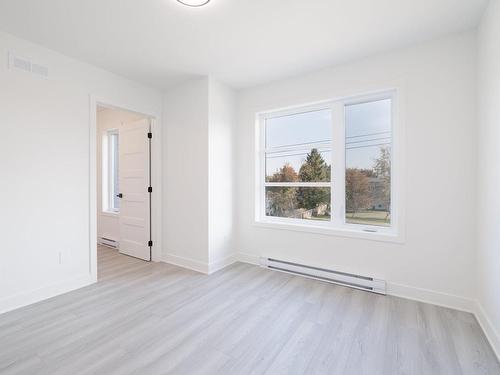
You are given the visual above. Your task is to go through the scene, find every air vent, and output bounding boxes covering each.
[8,52,48,78]
[31,63,49,78]
[12,56,31,72]
[260,257,386,295]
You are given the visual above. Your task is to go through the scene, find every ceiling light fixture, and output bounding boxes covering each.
[177,0,210,7]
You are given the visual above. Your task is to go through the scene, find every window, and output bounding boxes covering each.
[257,92,396,237]
[345,99,391,227]
[264,109,332,221]
[104,129,120,212]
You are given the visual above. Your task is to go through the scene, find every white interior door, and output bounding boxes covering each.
[118,118,151,261]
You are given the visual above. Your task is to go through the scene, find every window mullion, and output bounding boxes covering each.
[264,182,331,187]
[258,115,266,221]
[108,133,113,211]
[331,102,345,228]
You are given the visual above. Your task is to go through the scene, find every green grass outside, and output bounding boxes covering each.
[346,210,390,226]
[309,214,331,221]
[269,210,390,226]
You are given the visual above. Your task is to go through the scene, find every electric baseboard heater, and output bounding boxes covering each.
[99,237,118,249]
[260,257,386,295]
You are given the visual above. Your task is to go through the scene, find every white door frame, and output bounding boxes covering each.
[89,94,162,282]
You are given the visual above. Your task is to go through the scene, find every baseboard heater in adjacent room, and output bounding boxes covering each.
[99,237,118,248]
[259,257,386,295]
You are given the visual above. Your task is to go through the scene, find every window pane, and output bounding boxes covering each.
[266,187,331,221]
[265,109,331,148]
[266,148,331,182]
[110,133,120,211]
[345,99,391,226]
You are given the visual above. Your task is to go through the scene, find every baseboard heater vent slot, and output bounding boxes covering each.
[260,257,386,295]
[99,237,118,248]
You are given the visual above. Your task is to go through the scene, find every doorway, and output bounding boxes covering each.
[96,105,152,263]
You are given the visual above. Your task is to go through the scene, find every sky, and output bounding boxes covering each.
[265,99,391,176]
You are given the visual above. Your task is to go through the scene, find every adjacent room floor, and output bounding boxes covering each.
[0,245,498,375]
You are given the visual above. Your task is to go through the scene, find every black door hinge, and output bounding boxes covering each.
[148,240,153,247]
[148,186,152,193]
[147,132,152,139]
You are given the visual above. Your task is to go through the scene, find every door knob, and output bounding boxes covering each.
[117,193,123,198]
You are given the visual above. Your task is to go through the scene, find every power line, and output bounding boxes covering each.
[267,131,391,149]
[346,143,391,150]
[266,141,390,157]
[266,147,332,156]
[346,131,391,139]
[267,139,331,149]
[266,150,332,159]
[346,137,391,145]
[267,133,390,150]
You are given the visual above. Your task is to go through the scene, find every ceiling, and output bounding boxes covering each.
[0,0,488,89]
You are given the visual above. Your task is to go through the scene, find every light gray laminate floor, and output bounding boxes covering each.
[0,245,499,375]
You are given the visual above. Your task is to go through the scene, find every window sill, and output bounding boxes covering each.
[254,219,404,244]
[101,211,119,217]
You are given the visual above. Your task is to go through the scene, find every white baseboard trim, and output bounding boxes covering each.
[236,252,474,313]
[474,301,500,361]
[0,274,94,315]
[238,252,260,265]
[208,254,238,274]
[163,253,238,275]
[163,253,209,274]
[387,282,474,313]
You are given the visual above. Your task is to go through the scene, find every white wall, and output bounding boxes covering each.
[163,77,236,273]
[235,32,477,310]
[208,78,236,271]
[476,0,500,358]
[163,78,210,270]
[96,108,146,244]
[0,31,163,313]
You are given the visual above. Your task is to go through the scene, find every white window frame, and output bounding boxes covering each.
[103,129,120,214]
[255,90,403,243]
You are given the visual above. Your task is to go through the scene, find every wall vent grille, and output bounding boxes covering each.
[31,63,49,78]
[8,52,48,78]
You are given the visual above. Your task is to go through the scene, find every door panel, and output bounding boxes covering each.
[118,119,151,261]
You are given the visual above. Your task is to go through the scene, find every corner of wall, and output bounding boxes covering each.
[473,0,500,360]
[475,300,500,361]
[162,252,210,274]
